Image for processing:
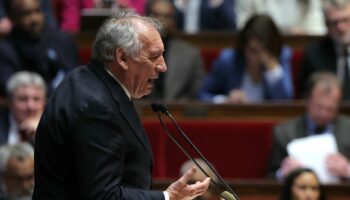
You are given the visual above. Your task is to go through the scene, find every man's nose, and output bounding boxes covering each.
[157,56,167,72]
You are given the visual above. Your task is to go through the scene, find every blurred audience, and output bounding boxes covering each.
[235,0,326,35]
[0,72,46,145]
[199,14,293,103]
[0,0,57,34]
[299,0,350,100]
[267,72,350,180]
[280,168,326,200]
[180,159,220,200]
[173,0,236,33]
[146,0,204,100]
[0,143,34,200]
[0,0,80,97]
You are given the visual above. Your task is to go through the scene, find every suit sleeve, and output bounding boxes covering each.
[70,105,164,200]
[266,125,288,179]
[188,48,205,99]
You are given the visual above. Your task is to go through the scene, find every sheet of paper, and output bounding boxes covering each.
[287,133,339,183]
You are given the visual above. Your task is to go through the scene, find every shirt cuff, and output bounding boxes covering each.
[264,65,283,85]
[212,95,227,104]
[163,191,170,200]
[276,168,284,182]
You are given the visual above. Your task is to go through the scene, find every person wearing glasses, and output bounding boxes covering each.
[299,0,350,100]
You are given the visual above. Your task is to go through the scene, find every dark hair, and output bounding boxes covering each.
[304,71,341,98]
[236,14,282,58]
[4,0,41,17]
[280,168,327,200]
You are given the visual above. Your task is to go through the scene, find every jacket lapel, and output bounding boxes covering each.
[88,59,154,161]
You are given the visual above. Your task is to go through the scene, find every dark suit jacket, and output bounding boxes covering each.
[0,29,79,96]
[149,38,204,99]
[33,59,164,199]
[298,36,337,96]
[0,108,9,145]
[267,115,350,178]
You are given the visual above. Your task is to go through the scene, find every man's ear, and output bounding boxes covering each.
[116,48,128,70]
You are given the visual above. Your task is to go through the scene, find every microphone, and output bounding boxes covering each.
[151,103,239,200]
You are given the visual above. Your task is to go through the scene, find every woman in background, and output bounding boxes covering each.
[199,14,293,103]
[280,168,326,200]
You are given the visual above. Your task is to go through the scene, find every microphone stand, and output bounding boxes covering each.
[151,103,239,200]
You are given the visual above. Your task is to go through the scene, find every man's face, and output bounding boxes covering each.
[11,0,44,38]
[10,85,46,124]
[124,23,167,99]
[307,86,341,126]
[4,156,34,200]
[149,1,176,36]
[325,4,350,46]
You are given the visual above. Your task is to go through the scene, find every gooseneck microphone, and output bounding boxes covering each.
[151,103,239,200]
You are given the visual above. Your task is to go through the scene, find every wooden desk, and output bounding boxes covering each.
[152,180,350,200]
[135,100,350,120]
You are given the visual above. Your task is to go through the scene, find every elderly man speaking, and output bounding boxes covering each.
[33,10,210,200]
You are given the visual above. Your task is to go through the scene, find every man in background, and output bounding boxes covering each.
[0,0,79,97]
[267,72,350,180]
[0,143,34,200]
[0,72,46,145]
[146,0,204,100]
[299,0,350,99]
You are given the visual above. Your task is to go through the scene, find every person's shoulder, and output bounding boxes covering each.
[170,38,199,52]
[274,116,303,132]
[303,36,333,54]
[0,37,15,52]
[335,114,350,124]
[216,48,236,62]
[49,66,116,117]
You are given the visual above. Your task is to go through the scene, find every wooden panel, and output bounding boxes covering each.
[152,180,350,200]
[135,100,350,121]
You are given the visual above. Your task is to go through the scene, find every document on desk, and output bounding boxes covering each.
[287,133,340,183]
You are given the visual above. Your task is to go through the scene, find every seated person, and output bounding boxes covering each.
[199,14,293,103]
[146,0,204,100]
[0,72,46,145]
[0,142,34,200]
[267,72,350,181]
[298,0,350,99]
[0,0,57,34]
[0,0,80,97]
[280,168,326,200]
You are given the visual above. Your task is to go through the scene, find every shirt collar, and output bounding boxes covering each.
[306,114,334,135]
[105,68,131,101]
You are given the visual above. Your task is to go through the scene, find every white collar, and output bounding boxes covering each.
[105,68,132,101]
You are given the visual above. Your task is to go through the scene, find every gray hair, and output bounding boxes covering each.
[0,143,34,175]
[6,71,47,97]
[322,0,350,11]
[92,10,163,64]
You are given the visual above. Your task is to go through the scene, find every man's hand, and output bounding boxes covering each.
[280,157,303,178]
[166,167,210,200]
[19,117,41,142]
[326,153,350,178]
[227,89,247,104]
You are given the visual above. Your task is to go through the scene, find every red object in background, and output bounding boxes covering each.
[143,119,275,179]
